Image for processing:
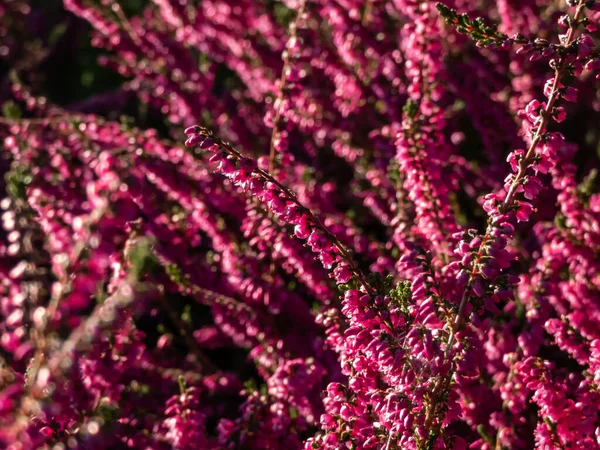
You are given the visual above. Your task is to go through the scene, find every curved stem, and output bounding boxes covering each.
[219,139,374,295]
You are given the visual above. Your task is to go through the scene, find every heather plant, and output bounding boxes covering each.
[1,0,600,449]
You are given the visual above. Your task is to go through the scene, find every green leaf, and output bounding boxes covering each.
[2,101,21,119]
[181,304,192,325]
[97,403,120,422]
[166,263,186,285]
[578,168,597,204]
[178,375,187,395]
[476,424,494,445]
[243,378,258,393]
[403,99,419,120]
[389,281,412,309]
[273,3,295,27]
[436,3,455,20]
[436,2,507,45]
[81,70,95,87]
[127,238,159,279]
[5,166,31,200]
[48,23,67,46]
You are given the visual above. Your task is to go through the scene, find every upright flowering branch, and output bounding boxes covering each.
[420,1,593,446]
[443,0,588,345]
[394,1,459,263]
[267,0,308,174]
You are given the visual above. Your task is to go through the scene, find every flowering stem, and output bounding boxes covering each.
[505,30,584,210]
[422,1,586,446]
[218,138,374,295]
[453,0,585,343]
[268,0,307,173]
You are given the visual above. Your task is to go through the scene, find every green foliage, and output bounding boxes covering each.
[95,281,109,304]
[273,3,295,28]
[127,238,160,279]
[243,378,258,394]
[166,262,190,287]
[5,166,32,200]
[436,3,508,47]
[390,281,411,303]
[476,424,495,445]
[2,101,22,120]
[514,296,526,322]
[554,213,568,231]
[48,23,67,46]
[302,167,315,184]
[403,99,419,120]
[119,115,136,130]
[178,375,187,395]
[181,304,192,326]
[368,272,396,295]
[97,402,120,422]
[389,281,412,315]
[387,161,400,186]
[578,169,597,206]
[338,278,359,291]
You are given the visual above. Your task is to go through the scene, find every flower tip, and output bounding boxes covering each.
[184,125,200,135]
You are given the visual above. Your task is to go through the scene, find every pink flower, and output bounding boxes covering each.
[515,201,535,222]
[552,107,567,123]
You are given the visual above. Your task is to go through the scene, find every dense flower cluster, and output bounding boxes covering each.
[2,0,600,449]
